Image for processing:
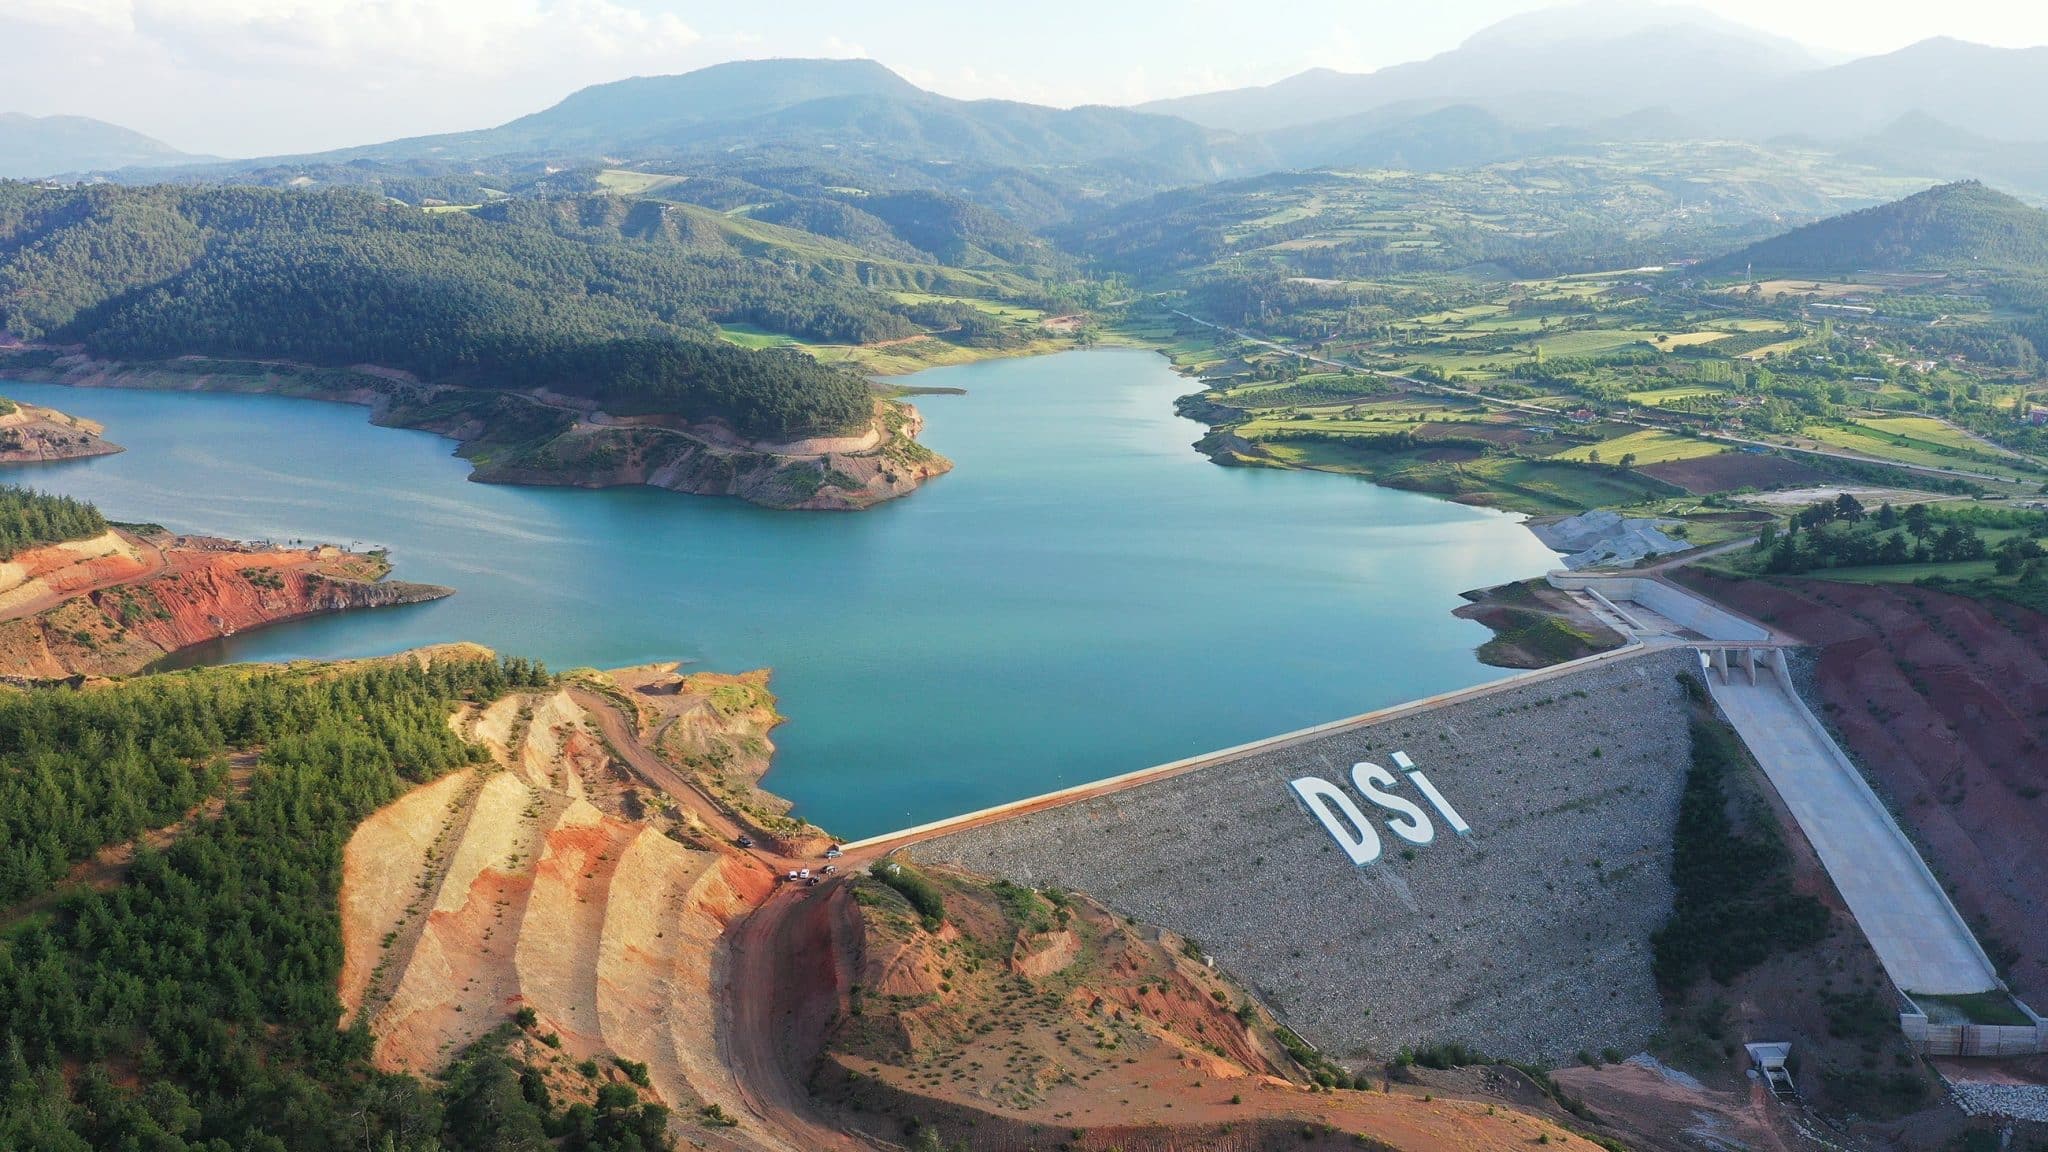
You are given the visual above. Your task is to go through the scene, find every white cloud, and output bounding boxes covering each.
[0,0,703,154]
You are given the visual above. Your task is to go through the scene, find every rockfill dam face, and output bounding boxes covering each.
[910,647,1702,1064]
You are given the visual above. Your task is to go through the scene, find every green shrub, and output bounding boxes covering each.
[873,861,946,929]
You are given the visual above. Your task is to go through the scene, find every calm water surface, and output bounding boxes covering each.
[1,349,1557,838]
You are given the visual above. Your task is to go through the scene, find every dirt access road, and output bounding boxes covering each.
[569,685,882,1151]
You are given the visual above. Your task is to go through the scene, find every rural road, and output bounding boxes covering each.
[568,685,884,1151]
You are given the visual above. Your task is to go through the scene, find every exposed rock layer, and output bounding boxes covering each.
[0,529,450,678]
[0,399,121,462]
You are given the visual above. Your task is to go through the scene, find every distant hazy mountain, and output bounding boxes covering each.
[1137,2,1820,133]
[0,113,196,178]
[295,58,1265,182]
[1264,105,1596,172]
[1833,114,2048,200]
[1705,181,2048,274]
[1714,39,2048,143]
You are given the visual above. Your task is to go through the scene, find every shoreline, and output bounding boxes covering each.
[0,349,951,512]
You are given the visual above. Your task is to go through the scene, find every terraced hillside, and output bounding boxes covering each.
[338,671,781,1141]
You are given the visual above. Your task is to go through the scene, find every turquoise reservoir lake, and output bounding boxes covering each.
[1,349,1558,838]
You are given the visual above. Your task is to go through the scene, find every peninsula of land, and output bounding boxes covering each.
[0,524,451,678]
[0,394,121,463]
[0,352,950,511]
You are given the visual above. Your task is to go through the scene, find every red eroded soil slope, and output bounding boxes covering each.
[1682,573,2048,1000]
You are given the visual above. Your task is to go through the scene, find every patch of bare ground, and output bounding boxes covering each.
[341,675,787,1148]
[1640,452,1828,494]
[0,400,121,462]
[810,861,1598,1151]
[1681,572,2048,1006]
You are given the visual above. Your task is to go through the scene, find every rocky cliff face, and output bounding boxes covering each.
[0,531,451,678]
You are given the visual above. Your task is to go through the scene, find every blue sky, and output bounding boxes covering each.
[6,0,2048,156]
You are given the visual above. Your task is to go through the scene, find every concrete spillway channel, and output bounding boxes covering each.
[1706,652,2001,997]
[1560,574,2008,995]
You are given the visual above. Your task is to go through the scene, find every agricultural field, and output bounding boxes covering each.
[1801,420,2039,484]
[716,323,801,350]
[1550,428,1725,466]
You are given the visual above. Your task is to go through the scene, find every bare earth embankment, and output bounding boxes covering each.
[0,528,448,677]
[1681,572,2048,1004]
[340,666,794,1149]
[804,861,1600,1152]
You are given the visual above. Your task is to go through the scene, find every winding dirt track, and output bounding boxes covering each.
[715,881,878,1152]
[568,685,881,1150]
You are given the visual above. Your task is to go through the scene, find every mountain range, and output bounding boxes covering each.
[8,2,2048,203]
[1141,4,2048,147]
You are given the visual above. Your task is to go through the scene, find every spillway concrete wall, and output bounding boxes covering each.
[1548,574,1770,642]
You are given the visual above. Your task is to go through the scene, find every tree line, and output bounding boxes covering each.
[0,485,107,561]
[1753,496,2045,576]
[0,654,649,1152]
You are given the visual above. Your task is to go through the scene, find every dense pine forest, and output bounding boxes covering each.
[0,183,908,439]
[0,485,107,560]
[0,654,679,1151]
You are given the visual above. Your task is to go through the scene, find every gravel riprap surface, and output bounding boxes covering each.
[1949,1080,2048,1121]
[915,648,1699,1064]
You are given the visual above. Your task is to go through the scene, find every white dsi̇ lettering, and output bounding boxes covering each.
[1349,761,1433,846]
[1287,776,1382,865]
[1392,750,1471,837]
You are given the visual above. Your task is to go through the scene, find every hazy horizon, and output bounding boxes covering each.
[7,0,2048,159]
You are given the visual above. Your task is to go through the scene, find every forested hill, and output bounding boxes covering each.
[0,654,578,1151]
[1706,181,2048,275]
[227,58,1262,188]
[0,183,912,439]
